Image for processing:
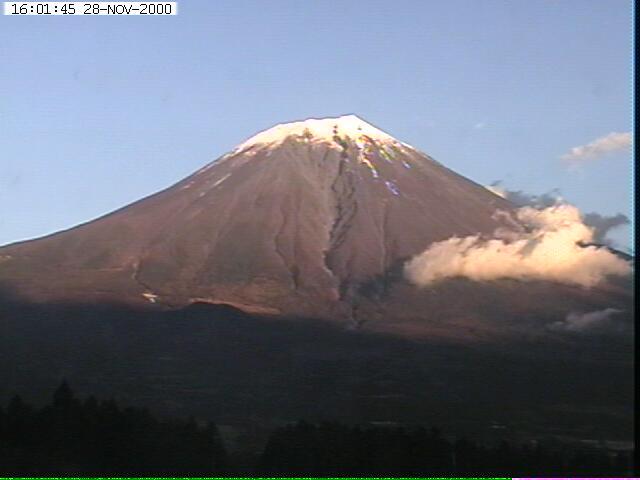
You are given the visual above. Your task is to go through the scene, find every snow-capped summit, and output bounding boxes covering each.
[234,114,412,152]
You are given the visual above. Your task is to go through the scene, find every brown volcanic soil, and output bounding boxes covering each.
[0,120,633,340]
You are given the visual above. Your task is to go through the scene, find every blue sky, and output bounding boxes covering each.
[0,0,633,250]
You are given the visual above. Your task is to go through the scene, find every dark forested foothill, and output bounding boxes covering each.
[0,383,632,476]
[257,421,633,477]
[0,382,228,476]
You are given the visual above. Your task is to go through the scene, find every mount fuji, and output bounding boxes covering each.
[0,115,632,340]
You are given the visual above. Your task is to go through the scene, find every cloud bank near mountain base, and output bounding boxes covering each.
[405,204,631,288]
[485,182,629,247]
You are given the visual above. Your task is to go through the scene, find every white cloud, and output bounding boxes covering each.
[484,183,629,247]
[548,308,625,333]
[561,132,632,164]
[405,204,631,288]
[473,121,486,130]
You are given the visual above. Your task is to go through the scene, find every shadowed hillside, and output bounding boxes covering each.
[0,382,633,476]
[0,290,633,452]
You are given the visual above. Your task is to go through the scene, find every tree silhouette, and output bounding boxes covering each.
[0,382,228,475]
[0,384,632,476]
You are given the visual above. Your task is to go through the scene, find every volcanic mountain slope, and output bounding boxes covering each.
[0,115,632,337]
